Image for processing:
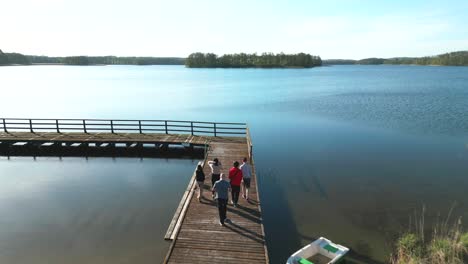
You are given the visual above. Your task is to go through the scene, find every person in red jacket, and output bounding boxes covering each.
[229,161,243,207]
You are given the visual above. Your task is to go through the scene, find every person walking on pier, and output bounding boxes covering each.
[240,157,252,200]
[195,164,205,202]
[229,161,243,207]
[212,173,230,226]
[208,158,222,198]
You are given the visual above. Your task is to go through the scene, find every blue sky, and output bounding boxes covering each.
[1,0,467,59]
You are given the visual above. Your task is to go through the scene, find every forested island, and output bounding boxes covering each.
[324,51,468,66]
[185,52,322,68]
[0,49,184,66]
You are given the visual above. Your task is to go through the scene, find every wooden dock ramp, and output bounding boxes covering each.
[164,136,269,264]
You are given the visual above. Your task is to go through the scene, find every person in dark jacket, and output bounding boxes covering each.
[195,164,205,202]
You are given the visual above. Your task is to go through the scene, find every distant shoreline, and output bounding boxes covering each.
[0,50,186,66]
[1,63,466,68]
[0,63,176,67]
[323,51,468,66]
[0,63,66,66]
[1,49,467,67]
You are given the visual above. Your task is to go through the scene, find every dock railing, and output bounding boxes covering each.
[246,125,254,160]
[0,118,247,137]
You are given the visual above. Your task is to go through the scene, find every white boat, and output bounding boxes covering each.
[286,237,349,264]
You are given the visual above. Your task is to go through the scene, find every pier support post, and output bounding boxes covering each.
[160,143,169,151]
[2,119,7,133]
[83,120,87,133]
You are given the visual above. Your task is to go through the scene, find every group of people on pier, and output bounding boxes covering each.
[195,157,252,226]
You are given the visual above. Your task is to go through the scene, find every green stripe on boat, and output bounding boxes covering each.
[299,258,314,264]
[323,244,339,253]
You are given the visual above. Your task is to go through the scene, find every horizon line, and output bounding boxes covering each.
[2,49,467,61]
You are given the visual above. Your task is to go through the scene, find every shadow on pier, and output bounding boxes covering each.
[0,143,205,159]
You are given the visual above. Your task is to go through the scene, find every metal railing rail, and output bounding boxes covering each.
[246,125,254,160]
[0,118,247,137]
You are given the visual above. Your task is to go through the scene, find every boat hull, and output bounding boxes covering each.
[286,237,349,264]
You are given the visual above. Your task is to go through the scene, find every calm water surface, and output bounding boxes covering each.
[0,157,197,263]
[1,65,468,263]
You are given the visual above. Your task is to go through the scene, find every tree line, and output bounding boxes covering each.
[0,50,30,65]
[323,51,468,66]
[185,52,322,68]
[384,51,468,66]
[65,56,186,65]
[5,49,466,67]
[0,50,185,66]
[0,50,8,65]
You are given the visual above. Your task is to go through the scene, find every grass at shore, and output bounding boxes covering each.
[391,206,468,264]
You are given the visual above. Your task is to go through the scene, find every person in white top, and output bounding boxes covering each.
[239,157,252,200]
[208,157,223,188]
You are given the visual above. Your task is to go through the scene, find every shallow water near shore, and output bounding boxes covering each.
[1,65,468,263]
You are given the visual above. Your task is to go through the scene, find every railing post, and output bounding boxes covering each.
[110,120,114,134]
[2,118,7,133]
[56,119,60,133]
[214,123,217,137]
[83,120,87,133]
[138,120,142,134]
[29,119,33,133]
[191,122,194,136]
[165,121,168,134]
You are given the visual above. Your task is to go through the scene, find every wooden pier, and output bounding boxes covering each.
[0,118,269,264]
[163,134,268,263]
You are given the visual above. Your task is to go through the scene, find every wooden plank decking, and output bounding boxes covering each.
[0,132,211,146]
[164,137,268,264]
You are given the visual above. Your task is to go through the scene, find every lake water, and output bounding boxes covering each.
[1,65,468,263]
